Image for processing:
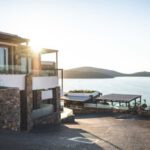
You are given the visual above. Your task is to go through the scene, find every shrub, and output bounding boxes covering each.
[69,90,96,93]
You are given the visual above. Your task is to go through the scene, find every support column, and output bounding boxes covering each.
[111,101,113,106]
[119,102,121,106]
[32,52,41,75]
[135,99,136,107]
[128,102,130,109]
[52,86,61,124]
[139,96,142,105]
[61,69,64,91]
[56,51,58,69]
[24,74,33,131]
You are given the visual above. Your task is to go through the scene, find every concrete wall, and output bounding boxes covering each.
[32,76,59,90]
[0,74,25,90]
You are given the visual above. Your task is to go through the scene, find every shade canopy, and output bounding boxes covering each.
[96,94,141,103]
[61,96,91,102]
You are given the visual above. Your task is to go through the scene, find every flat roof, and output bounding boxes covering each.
[61,96,91,102]
[41,48,58,54]
[96,94,141,103]
[0,31,29,43]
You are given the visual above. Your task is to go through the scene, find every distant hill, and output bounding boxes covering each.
[63,67,150,78]
[64,67,124,78]
[129,71,150,77]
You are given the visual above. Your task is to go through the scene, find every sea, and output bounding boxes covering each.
[63,77,150,105]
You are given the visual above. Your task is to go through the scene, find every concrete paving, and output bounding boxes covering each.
[0,113,150,150]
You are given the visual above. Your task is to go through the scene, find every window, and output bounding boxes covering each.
[0,47,8,72]
[20,57,27,73]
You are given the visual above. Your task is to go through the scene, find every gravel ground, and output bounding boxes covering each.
[0,112,150,150]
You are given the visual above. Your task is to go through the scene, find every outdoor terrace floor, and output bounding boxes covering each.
[0,113,150,150]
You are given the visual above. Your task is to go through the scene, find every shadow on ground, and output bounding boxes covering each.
[0,124,104,150]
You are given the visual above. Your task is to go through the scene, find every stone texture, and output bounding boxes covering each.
[25,74,33,131]
[0,87,20,131]
[33,112,60,126]
[52,86,61,123]
[73,107,128,114]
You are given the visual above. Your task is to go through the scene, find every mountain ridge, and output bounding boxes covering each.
[63,66,150,78]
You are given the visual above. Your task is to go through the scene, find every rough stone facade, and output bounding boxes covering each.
[0,87,20,131]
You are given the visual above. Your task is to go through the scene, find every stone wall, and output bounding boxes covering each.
[0,87,20,131]
[25,74,33,131]
[33,112,60,126]
[73,107,128,114]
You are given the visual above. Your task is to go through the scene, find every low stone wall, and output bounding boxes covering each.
[33,112,60,126]
[0,87,20,131]
[73,107,128,114]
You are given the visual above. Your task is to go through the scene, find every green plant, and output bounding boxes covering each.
[141,103,147,109]
[69,90,96,93]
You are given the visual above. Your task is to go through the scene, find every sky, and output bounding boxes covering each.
[0,0,150,73]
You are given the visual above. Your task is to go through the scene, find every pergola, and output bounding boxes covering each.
[96,93,142,108]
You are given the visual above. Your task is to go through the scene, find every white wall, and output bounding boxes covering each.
[32,76,58,90]
[0,74,25,90]
[0,75,59,91]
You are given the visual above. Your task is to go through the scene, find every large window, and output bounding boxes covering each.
[0,47,8,72]
[20,57,32,74]
[20,56,27,73]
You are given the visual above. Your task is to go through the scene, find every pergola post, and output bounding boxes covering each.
[56,51,58,69]
[135,99,136,107]
[111,101,113,106]
[128,102,130,109]
[139,96,142,105]
[119,102,121,106]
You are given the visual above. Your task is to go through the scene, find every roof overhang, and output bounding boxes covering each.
[0,31,29,44]
[40,48,58,54]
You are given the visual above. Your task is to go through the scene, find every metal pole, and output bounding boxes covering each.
[135,99,136,107]
[56,51,58,69]
[61,69,63,91]
[140,96,141,105]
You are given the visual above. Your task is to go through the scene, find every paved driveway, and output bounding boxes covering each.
[0,113,150,150]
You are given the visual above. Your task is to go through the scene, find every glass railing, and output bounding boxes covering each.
[0,65,27,74]
[0,65,62,76]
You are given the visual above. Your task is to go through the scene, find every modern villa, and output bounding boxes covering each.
[0,31,63,131]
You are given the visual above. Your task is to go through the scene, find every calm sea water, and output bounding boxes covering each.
[63,77,150,105]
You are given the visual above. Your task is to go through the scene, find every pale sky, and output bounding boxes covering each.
[0,0,150,73]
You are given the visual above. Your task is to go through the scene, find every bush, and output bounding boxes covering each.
[141,103,147,109]
[69,90,96,93]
